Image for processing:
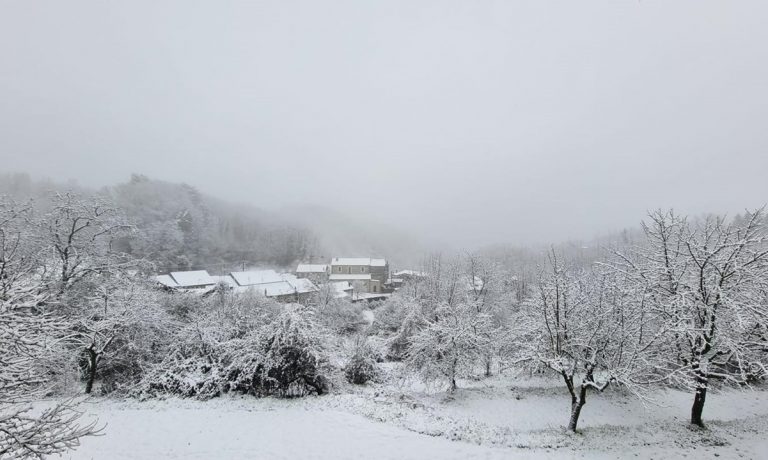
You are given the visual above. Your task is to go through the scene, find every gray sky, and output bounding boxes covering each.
[1,0,767,248]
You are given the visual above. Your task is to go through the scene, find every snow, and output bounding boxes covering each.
[154,274,178,288]
[330,281,354,298]
[230,270,283,286]
[51,398,508,460]
[351,293,390,301]
[331,258,387,267]
[329,274,372,281]
[50,380,768,460]
[393,270,426,277]
[256,281,297,297]
[285,277,319,294]
[169,270,215,287]
[296,264,329,273]
[210,275,237,287]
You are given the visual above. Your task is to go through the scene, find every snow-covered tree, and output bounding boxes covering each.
[344,335,379,384]
[309,285,365,335]
[0,198,44,303]
[226,307,332,397]
[42,192,135,293]
[65,278,175,394]
[514,250,659,431]
[400,255,500,391]
[611,209,768,427]
[0,262,98,457]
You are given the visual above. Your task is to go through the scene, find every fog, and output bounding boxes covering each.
[1,0,767,248]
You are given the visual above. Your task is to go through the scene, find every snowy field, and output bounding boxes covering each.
[52,375,768,459]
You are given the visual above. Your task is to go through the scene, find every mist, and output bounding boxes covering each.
[2,0,767,249]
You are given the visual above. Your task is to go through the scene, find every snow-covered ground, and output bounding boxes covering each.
[52,375,768,459]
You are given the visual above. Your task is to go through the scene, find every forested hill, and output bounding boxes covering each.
[0,173,430,271]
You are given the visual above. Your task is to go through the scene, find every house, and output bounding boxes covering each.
[387,269,427,290]
[329,258,389,293]
[330,281,354,299]
[230,270,284,286]
[328,273,381,294]
[295,263,329,283]
[228,270,319,302]
[392,269,427,279]
[154,270,216,291]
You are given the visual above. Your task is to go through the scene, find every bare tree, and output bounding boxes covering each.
[42,192,135,293]
[515,250,656,432]
[0,199,44,303]
[401,255,500,391]
[612,209,768,427]
[0,275,98,457]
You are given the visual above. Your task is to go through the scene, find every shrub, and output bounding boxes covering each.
[225,309,330,397]
[136,304,334,399]
[344,337,379,384]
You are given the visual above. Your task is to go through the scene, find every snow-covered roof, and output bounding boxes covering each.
[331,281,353,291]
[211,275,237,287]
[393,269,426,277]
[286,277,319,294]
[169,270,216,287]
[155,274,178,288]
[327,281,353,298]
[230,270,283,286]
[370,258,387,267]
[329,273,372,281]
[351,292,391,302]
[296,264,328,273]
[256,281,297,297]
[331,258,387,267]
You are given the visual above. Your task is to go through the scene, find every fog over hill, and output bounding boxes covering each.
[0,172,436,269]
[2,1,767,248]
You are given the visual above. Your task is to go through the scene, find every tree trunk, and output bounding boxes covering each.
[484,356,492,377]
[448,355,458,392]
[690,370,708,427]
[85,348,98,394]
[567,383,588,432]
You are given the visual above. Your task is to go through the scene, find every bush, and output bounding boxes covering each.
[225,309,330,397]
[314,298,366,335]
[137,306,333,399]
[344,337,379,384]
[139,356,224,400]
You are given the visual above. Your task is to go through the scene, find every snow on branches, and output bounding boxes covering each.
[609,208,768,426]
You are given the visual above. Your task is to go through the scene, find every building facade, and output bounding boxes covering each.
[329,258,389,293]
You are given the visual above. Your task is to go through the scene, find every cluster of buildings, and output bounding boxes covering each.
[155,269,320,302]
[154,256,424,303]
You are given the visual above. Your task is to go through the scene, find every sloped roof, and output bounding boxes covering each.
[211,275,237,287]
[370,258,387,267]
[393,269,426,277]
[286,277,319,294]
[155,274,178,288]
[169,270,216,287]
[249,281,296,297]
[296,264,328,273]
[331,258,387,267]
[230,270,283,286]
[329,273,372,281]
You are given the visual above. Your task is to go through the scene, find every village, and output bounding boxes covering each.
[153,257,425,303]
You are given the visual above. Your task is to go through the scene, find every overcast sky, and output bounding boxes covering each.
[1,1,767,247]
